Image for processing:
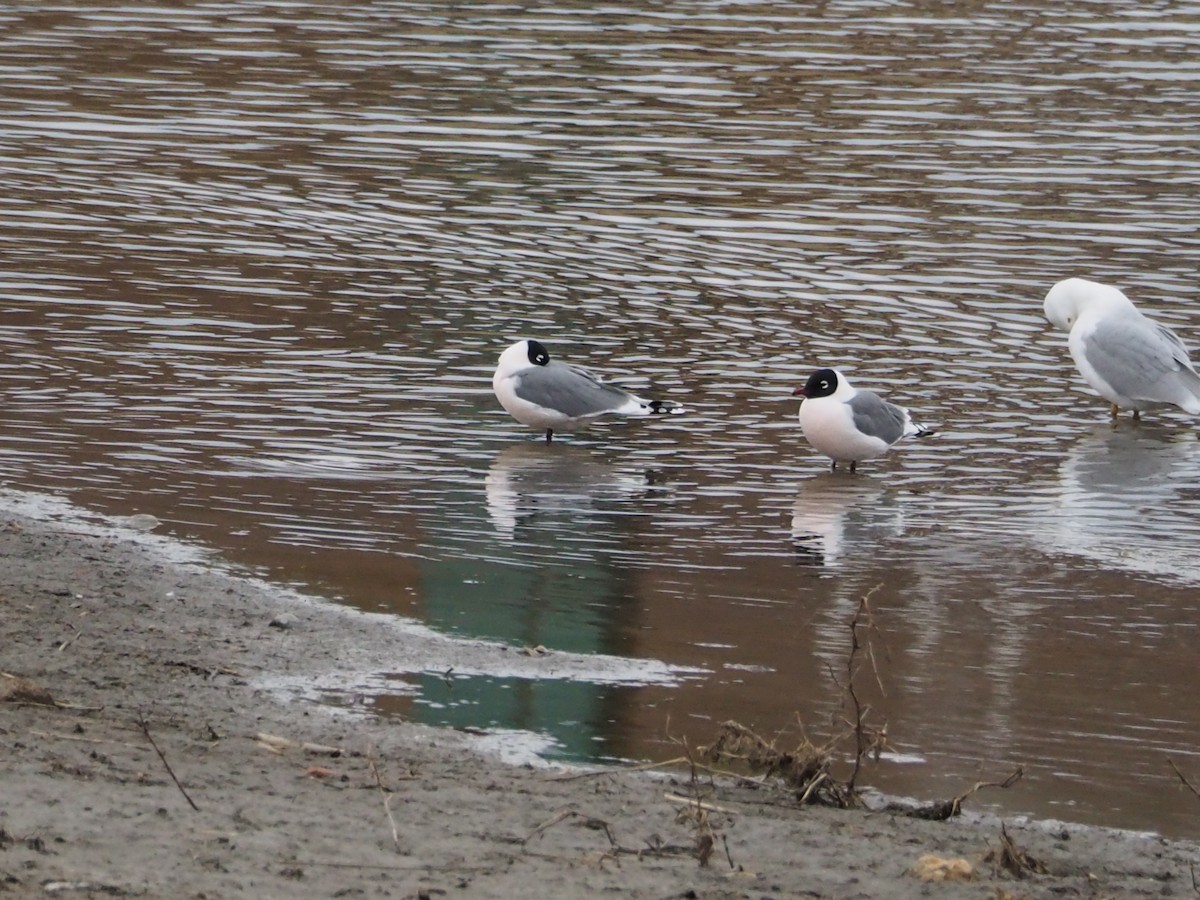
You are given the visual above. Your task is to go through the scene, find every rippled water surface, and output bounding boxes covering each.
[3,1,1200,838]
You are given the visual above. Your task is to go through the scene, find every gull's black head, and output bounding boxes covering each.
[527,340,551,366]
[793,368,839,399]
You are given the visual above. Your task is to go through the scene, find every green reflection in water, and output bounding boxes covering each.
[409,451,652,758]
[421,551,628,655]
[408,671,631,762]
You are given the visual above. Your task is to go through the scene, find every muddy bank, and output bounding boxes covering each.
[1,490,1197,898]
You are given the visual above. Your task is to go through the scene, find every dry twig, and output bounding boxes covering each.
[836,587,889,793]
[675,734,723,867]
[524,806,618,849]
[368,750,403,852]
[138,715,199,811]
[1169,759,1200,801]
[662,793,733,814]
[898,767,1024,821]
[56,625,82,653]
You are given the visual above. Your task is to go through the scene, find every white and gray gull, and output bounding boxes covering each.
[493,339,683,443]
[793,368,933,472]
[1043,277,1200,420]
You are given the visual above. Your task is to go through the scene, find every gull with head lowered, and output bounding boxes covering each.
[1043,277,1200,421]
[492,339,683,443]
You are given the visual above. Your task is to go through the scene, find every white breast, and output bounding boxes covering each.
[798,398,890,463]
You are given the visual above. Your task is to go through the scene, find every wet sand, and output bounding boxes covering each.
[1,491,1197,899]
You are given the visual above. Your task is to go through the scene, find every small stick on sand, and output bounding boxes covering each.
[722,834,737,871]
[56,625,82,653]
[138,715,199,811]
[524,806,618,849]
[524,806,580,844]
[255,732,345,756]
[368,752,402,852]
[662,793,733,814]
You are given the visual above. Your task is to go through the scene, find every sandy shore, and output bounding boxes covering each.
[1,490,1197,899]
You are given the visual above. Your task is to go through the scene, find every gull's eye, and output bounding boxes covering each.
[820,379,830,390]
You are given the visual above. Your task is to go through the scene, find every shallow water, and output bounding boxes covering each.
[2,1,1200,838]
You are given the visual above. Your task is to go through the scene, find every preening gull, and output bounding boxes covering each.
[1043,277,1200,420]
[493,339,683,443]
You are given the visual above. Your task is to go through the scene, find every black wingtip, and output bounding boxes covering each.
[648,400,684,415]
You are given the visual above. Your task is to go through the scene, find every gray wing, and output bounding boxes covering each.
[1155,321,1199,372]
[1087,315,1200,399]
[848,391,908,444]
[512,361,636,417]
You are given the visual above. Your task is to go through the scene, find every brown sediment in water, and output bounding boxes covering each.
[1,500,1198,899]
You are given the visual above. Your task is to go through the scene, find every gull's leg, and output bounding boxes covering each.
[545,429,554,444]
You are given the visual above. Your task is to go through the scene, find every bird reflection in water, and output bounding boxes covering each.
[1044,423,1200,583]
[484,443,655,541]
[790,474,906,569]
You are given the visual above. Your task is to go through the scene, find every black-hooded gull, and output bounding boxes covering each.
[793,368,932,472]
[493,339,682,443]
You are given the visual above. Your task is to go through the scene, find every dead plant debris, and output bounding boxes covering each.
[699,720,850,807]
[697,592,1023,821]
[697,593,888,809]
[888,768,1025,821]
[0,673,56,706]
[523,805,705,866]
[0,672,101,711]
[985,822,1049,878]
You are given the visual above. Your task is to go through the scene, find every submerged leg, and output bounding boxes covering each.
[1132,410,1141,422]
[849,461,858,474]
[545,428,554,444]
[830,460,837,472]
[1110,403,1120,420]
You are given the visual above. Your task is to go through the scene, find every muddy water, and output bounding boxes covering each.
[3,2,1200,838]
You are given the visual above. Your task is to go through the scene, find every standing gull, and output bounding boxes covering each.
[1043,277,1200,420]
[492,339,683,443]
[793,368,932,472]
